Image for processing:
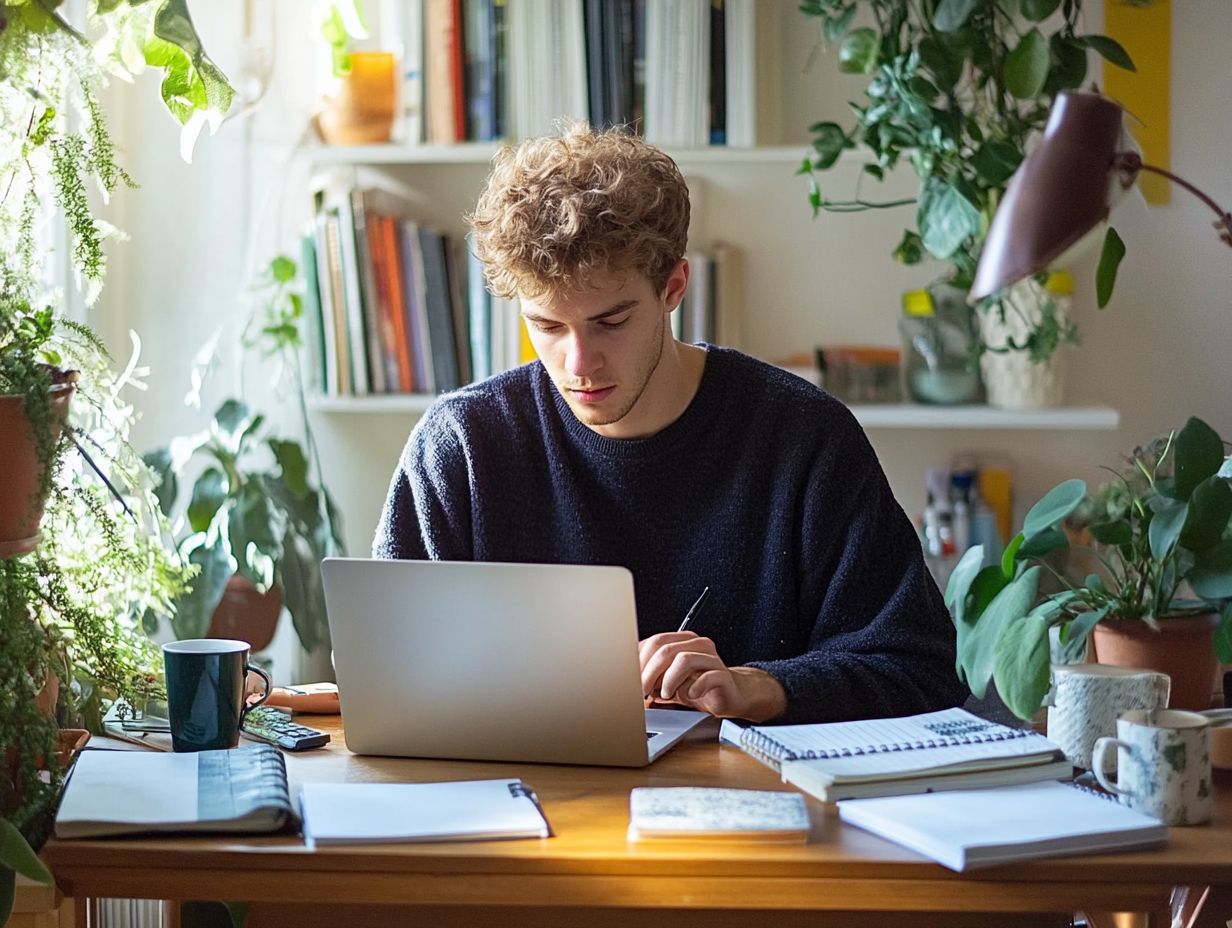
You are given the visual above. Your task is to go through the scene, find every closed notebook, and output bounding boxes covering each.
[299,779,550,846]
[55,744,293,838]
[837,780,1167,872]
[628,788,810,843]
[720,707,1070,802]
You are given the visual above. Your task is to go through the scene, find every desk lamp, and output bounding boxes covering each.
[970,90,1231,301]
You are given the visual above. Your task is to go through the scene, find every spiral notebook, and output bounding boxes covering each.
[55,743,294,838]
[720,707,1070,802]
[837,780,1166,871]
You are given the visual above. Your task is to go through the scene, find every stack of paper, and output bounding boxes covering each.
[837,781,1166,871]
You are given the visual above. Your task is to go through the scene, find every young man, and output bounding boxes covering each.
[374,123,967,724]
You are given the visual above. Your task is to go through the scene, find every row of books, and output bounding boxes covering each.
[303,181,744,398]
[393,0,760,147]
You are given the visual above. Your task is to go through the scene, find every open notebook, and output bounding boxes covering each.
[837,780,1167,871]
[720,707,1070,801]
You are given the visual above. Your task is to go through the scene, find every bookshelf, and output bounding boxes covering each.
[296,1,1123,559]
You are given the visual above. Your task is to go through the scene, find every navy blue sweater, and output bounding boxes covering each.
[373,347,967,723]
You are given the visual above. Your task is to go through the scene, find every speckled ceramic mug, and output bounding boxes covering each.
[1092,709,1212,826]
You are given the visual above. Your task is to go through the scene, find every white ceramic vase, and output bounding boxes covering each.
[977,275,1069,409]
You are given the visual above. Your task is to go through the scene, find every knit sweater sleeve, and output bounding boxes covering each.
[372,402,474,560]
[746,419,968,724]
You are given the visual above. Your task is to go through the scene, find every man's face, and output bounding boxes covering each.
[520,263,685,438]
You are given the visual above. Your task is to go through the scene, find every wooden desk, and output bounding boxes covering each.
[42,717,1232,928]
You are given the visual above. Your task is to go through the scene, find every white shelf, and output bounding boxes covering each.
[309,393,1120,430]
[302,142,829,168]
[849,404,1120,430]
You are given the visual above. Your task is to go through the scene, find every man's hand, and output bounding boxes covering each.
[638,632,787,723]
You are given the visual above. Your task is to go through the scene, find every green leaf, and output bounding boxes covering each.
[0,819,52,884]
[187,467,227,533]
[1002,532,1025,578]
[992,606,1054,720]
[149,0,235,122]
[173,536,233,640]
[213,399,251,440]
[946,545,988,620]
[1046,34,1088,93]
[269,439,310,499]
[1020,0,1061,20]
[1096,227,1126,308]
[918,179,981,260]
[1180,477,1232,551]
[839,27,879,74]
[959,566,1041,700]
[270,255,296,283]
[229,486,283,586]
[1024,479,1087,536]
[1192,541,1232,600]
[1004,29,1050,99]
[280,529,326,653]
[1148,498,1188,561]
[143,448,179,515]
[1018,526,1070,560]
[933,0,980,32]
[810,121,848,169]
[919,36,964,90]
[1067,605,1111,648]
[1078,34,1135,72]
[893,230,924,265]
[823,5,857,42]
[1174,417,1225,500]
[1090,520,1133,546]
[1216,603,1232,664]
[971,140,1023,187]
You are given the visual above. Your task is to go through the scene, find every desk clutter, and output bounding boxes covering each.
[59,701,1226,872]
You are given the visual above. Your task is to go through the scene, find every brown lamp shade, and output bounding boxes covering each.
[970,92,1127,301]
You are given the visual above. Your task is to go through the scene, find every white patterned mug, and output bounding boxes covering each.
[1092,709,1213,826]
[1047,664,1171,772]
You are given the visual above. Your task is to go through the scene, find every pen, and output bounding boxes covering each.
[677,586,710,633]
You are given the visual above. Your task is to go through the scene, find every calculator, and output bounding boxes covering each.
[242,705,331,751]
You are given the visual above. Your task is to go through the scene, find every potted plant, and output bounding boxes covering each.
[947,416,1232,721]
[143,254,345,656]
[0,2,232,920]
[144,396,344,656]
[797,0,1136,403]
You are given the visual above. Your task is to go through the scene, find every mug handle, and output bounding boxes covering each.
[241,663,273,722]
[1092,737,1132,796]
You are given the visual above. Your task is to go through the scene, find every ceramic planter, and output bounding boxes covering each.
[1091,613,1220,711]
[0,382,74,558]
[205,575,284,653]
[977,275,1070,409]
[317,51,397,145]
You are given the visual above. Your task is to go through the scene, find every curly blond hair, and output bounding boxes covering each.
[467,122,690,300]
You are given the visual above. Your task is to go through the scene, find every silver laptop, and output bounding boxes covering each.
[321,558,707,766]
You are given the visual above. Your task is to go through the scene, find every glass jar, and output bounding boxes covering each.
[899,283,982,405]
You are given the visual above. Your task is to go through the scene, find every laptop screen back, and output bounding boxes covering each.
[321,558,656,766]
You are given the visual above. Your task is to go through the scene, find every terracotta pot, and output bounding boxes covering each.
[317,51,397,144]
[1091,613,1220,711]
[206,575,283,653]
[0,382,74,558]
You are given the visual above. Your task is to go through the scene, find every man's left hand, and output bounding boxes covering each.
[638,632,787,723]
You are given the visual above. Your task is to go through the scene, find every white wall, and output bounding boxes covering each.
[101,2,1232,663]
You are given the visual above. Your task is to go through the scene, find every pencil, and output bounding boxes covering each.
[677,586,710,633]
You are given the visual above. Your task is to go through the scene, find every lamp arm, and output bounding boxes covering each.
[1116,152,1232,247]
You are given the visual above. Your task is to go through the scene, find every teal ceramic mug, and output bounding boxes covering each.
[162,639,272,752]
